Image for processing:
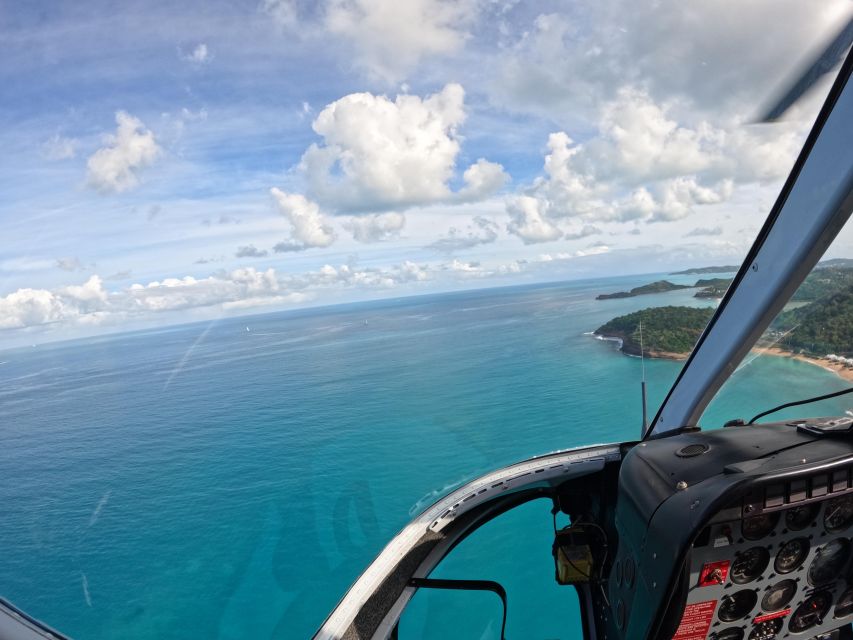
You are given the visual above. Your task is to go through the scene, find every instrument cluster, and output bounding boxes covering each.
[679,494,853,640]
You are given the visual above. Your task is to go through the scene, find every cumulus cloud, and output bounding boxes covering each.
[343,212,405,243]
[0,275,107,329]
[235,245,269,258]
[505,85,801,241]
[506,196,562,244]
[323,0,480,81]
[270,188,336,250]
[428,216,499,252]
[86,112,161,193]
[299,84,505,213]
[685,226,724,237]
[458,159,510,201]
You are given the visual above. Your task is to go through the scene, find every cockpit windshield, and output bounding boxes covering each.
[701,220,853,427]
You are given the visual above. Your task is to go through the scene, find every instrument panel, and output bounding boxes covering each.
[680,493,853,640]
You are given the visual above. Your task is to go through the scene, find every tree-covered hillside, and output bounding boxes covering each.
[594,306,715,357]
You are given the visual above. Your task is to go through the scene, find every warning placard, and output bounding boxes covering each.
[672,600,718,640]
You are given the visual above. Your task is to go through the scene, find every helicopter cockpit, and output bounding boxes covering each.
[307,26,853,640]
[1,11,852,640]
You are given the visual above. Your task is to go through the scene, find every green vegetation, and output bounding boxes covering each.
[594,306,715,357]
[694,277,733,298]
[773,284,853,357]
[596,280,689,300]
[791,267,853,302]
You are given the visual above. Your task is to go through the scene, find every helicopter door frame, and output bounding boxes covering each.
[649,49,853,437]
[313,443,622,640]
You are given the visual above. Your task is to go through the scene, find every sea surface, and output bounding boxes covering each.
[2,274,851,639]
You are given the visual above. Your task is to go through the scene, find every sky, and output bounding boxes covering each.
[1,0,852,347]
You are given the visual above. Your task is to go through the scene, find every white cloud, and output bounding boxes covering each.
[301,83,465,210]
[491,3,850,124]
[506,195,562,244]
[270,188,336,249]
[42,134,77,160]
[299,84,504,213]
[323,0,480,81]
[86,111,161,193]
[184,43,210,63]
[505,85,802,241]
[261,0,299,28]
[343,212,406,243]
[685,226,724,237]
[458,159,509,201]
[428,216,499,252]
[235,245,269,258]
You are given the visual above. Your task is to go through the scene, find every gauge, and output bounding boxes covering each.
[748,618,782,640]
[808,538,851,586]
[712,628,744,640]
[789,592,832,633]
[743,512,780,540]
[719,590,758,622]
[824,495,853,533]
[835,587,853,618]
[731,547,770,584]
[785,503,819,531]
[774,537,810,574]
[760,579,797,612]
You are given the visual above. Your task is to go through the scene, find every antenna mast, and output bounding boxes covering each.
[640,321,648,436]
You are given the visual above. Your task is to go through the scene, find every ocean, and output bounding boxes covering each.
[1,274,850,639]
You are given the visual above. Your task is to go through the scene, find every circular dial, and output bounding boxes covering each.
[761,579,797,612]
[774,537,810,574]
[789,592,832,633]
[786,503,819,531]
[719,590,758,622]
[836,587,853,619]
[749,618,782,640]
[808,538,851,586]
[742,513,780,540]
[824,495,853,533]
[713,628,744,640]
[731,547,770,584]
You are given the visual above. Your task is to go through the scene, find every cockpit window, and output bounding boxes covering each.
[701,219,853,427]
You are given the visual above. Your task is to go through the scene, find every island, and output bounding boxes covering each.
[595,280,689,300]
[596,277,732,300]
[693,277,733,298]
[670,265,739,275]
[594,266,853,380]
[594,306,715,359]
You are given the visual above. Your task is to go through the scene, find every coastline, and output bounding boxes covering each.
[751,346,853,384]
[594,333,853,382]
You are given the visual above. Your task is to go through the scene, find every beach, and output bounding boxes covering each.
[752,345,853,384]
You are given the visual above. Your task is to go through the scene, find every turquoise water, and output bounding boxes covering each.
[1,275,850,639]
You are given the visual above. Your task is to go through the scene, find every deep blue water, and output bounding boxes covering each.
[1,275,850,639]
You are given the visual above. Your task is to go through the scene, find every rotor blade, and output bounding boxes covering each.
[760,15,853,122]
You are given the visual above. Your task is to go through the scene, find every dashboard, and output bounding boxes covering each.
[600,418,853,640]
[683,492,853,640]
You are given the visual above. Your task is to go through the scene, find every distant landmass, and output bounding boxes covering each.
[596,277,733,301]
[595,263,853,361]
[693,278,733,298]
[594,306,715,358]
[595,280,689,300]
[670,265,739,275]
